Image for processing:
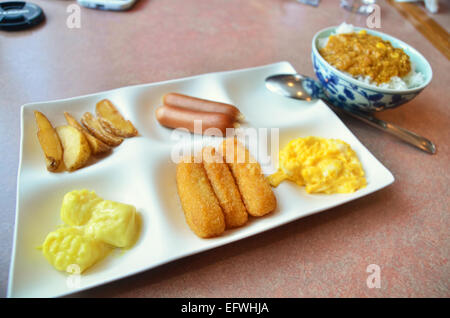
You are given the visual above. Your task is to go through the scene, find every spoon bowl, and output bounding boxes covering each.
[265,74,323,102]
[264,73,436,154]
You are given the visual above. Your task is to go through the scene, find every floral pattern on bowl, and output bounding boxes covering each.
[312,53,418,112]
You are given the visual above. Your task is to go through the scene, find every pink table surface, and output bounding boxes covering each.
[1,0,449,298]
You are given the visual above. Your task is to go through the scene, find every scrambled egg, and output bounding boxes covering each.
[42,190,141,273]
[268,137,366,194]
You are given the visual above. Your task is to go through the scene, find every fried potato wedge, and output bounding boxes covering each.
[81,112,123,147]
[56,125,91,171]
[64,112,111,155]
[96,99,138,138]
[34,110,63,172]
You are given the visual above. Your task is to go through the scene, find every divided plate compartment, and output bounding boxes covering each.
[8,62,394,297]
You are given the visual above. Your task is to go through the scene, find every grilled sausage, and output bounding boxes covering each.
[163,93,243,121]
[155,104,236,136]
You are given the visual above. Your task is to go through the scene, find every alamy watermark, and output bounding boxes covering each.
[366,264,381,289]
[168,123,279,169]
[66,264,81,289]
[66,4,81,29]
[366,4,381,29]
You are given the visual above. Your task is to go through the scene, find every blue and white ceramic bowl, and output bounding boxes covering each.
[311,26,432,112]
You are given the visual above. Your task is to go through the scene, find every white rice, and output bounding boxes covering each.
[318,23,424,90]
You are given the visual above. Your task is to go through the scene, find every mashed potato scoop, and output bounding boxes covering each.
[42,190,141,273]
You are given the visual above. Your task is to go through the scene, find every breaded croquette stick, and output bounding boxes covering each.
[176,156,225,238]
[221,138,277,217]
[202,146,248,229]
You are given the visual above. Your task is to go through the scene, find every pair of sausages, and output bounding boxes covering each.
[176,139,277,238]
[155,93,243,136]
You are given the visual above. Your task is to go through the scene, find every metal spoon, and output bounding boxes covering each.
[265,73,436,154]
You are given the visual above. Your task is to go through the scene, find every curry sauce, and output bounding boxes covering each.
[319,30,411,84]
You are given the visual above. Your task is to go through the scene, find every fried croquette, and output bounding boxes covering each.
[221,138,277,217]
[202,146,248,228]
[176,156,226,238]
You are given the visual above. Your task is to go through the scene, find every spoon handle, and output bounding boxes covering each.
[327,103,436,154]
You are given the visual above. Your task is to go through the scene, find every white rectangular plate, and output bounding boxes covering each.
[8,62,394,297]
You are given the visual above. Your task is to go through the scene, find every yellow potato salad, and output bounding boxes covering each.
[60,189,102,226]
[42,190,141,274]
[42,227,111,273]
[85,200,140,248]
